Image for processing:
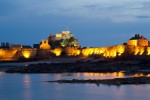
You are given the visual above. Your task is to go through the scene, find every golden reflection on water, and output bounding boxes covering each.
[147,74,150,77]
[133,73,144,77]
[132,73,150,77]
[53,72,150,80]
[54,72,126,79]
[23,75,31,88]
[82,72,150,78]
[83,72,125,78]
[52,72,150,80]
[23,75,31,100]
[0,72,5,75]
[54,74,62,80]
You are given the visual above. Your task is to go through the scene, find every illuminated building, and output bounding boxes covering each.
[81,34,150,57]
[47,31,79,48]
[54,31,74,40]
[40,39,51,50]
[1,33,150,61]
[128,34,148,46]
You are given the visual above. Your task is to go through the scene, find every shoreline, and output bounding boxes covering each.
[2,61,150,74]
[47,76,150,86]
[1,57,150,85]
[0,57,150,74]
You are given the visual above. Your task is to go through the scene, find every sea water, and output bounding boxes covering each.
[0,73,150,100]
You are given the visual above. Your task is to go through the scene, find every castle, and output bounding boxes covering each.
[40,31,79,50]
[81,34,150,57]
[0,32,150,61]
[0,31,80,61]
[128,34,149,46]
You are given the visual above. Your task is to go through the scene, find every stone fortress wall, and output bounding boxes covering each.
[0,33,150,61]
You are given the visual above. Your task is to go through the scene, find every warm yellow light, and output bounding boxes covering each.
[0,49,17,60]
[128,40,138,46]
[50,48,62,56]
[147,74,150,77]
[138,47,144,55]
[55,52,61,56]
[65,47,81,56]
[118,72,125,77]
[147,47,150,55]
[24,53,30,58]
[22,51,31,59]
[40,39,51,50]
[134,46,139,55]
[81,45,126,58]
[0,49,4,57]
[133,73,144,77]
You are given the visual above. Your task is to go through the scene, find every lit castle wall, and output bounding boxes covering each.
[81,34,150,57]
[0,49,17,60]
[47,34,150,57]
[21,49,37,59]
[1,33,150,61]
[81,45,125,57]
[0,47,37,61]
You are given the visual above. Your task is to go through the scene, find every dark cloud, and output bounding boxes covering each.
[1,0,150,47]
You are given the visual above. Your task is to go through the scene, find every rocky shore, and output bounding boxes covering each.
[0,57,150,74]
[1,57,150,85]
[2,59,150,74]
[47,77,150,86]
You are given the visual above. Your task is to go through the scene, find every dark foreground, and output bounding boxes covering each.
[3,59,150,74]
[1,58,150,85]
[47,77,150,86]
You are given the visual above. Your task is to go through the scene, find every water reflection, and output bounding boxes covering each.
[53,72,126,80]
[23,75,31,88]
[0,72,5,75]
[132,73,150,77]
[53,72,150,80]
[0,73,150,100]
[54,74,62,80]
[23,75,31,100]
[39,74,50,81]
[133,73,144,77]
[147,74,150,77]
[83,72,125,79]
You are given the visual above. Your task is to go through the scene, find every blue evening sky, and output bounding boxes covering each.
[0,0,150,47]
